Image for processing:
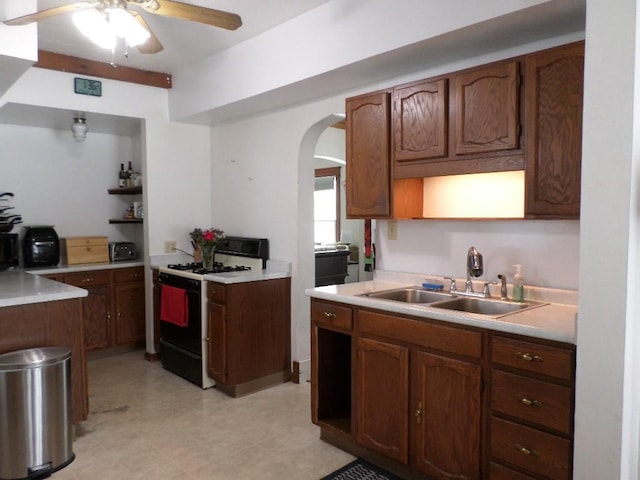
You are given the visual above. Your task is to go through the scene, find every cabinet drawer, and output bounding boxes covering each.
[358,309,482,358]
[490,417,571,480]
[207,282,227,304]
[492,370,572,434]
[63,270,110,287]
[311,300,352,330]
[114,267,144,283]
[492,335,574,381]
[490,462,537,480]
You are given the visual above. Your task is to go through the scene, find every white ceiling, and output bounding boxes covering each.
[26,0,333,74]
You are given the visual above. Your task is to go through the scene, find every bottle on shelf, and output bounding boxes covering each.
[126,161,134,187]
[118,163,127,188]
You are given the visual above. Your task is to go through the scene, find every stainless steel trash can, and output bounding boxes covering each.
[0,347,74,480]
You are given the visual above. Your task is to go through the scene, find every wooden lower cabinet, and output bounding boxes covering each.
[356,336,409,463]
[207,277,291,397]
[61,266,145,351]
[488,334,575,480]
[0,298,88,424]
[310,299,576,480]
[412,351,481,479]
[355,311,482,479]
[114,281,145,344]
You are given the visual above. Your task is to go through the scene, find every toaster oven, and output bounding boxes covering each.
[109,242,137,262]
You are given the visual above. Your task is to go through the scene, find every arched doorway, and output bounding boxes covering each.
[293,113,346,383]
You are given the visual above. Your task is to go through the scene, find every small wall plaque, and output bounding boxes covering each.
[74,77,102,97]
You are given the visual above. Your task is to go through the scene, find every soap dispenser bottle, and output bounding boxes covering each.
[512,264,524,302]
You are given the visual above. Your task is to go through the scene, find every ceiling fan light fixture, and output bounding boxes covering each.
[72,7,150,51]
[107,8,150,47]
[72,10,116,49]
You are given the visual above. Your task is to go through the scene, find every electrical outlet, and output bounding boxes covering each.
[164,241,177,253]
[388,221,398,240]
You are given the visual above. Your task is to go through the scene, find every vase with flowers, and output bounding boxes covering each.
[190,227,225,270]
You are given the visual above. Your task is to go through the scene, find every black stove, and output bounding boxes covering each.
[167,262,252,275]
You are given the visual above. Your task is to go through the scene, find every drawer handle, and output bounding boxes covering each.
[519,397,543,408]
[515,444,538,456]
[82,278,93,283]
[515,351,542,362]
[323,312,337,319]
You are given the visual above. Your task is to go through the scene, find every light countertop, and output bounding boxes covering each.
[24,261,144,275]
[305,270,578,344]
[0,271,88,308]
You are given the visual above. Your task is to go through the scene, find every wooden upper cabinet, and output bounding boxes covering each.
[393,79,448,163]
[346,90,391,218]
[524,42,584,218]
[452,61,520,156]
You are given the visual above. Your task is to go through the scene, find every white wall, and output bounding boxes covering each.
[377,220,580,289]
[0,123,142,248]
[574,0,640,477]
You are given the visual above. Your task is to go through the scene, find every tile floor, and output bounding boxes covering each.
[53,350,354,480]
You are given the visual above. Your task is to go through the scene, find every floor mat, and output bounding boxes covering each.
[320,459,402,480]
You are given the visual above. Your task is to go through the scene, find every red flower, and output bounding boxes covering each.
[203,231,215,241]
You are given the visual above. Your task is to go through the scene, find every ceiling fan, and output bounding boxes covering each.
[3,0,243,54]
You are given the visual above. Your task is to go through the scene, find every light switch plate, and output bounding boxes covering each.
[164,241,177,253]
[388,221,398,240]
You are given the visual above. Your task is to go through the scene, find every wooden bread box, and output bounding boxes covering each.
[62,236,109,265]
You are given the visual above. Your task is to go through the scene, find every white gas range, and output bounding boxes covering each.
[157,237,269,388]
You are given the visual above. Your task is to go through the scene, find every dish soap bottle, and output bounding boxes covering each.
[512,264,524,302]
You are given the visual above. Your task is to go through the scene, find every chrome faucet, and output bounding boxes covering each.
[443,247,492,298]
[466,247,483,293]
[497,274,509,300]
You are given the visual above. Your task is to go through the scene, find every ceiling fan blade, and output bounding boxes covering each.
[3,2,97,26]
[130,11,164,54]
[132,0,242,30]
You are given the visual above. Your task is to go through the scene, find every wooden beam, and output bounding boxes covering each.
[34,50,172,89]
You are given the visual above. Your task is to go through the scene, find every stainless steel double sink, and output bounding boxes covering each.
[359,287,546,318]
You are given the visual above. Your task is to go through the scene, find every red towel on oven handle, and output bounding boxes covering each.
[160,284,189,327]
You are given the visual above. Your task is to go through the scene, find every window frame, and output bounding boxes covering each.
[314,167,341,243]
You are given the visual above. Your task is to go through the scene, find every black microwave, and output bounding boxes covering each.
[0,233,19,271]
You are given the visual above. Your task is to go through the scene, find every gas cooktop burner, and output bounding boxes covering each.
[167,262,202,271]
[167,262,252,275]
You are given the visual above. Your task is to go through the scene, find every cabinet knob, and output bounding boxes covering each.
[83,278,92,283]
[515,351,542,362]
[519,396,543,408]
[323,311,337,319]
[205,337,210,342]
[515,444,537,456]
[415,401,423,424]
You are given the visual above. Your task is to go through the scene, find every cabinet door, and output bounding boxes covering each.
[525,43,584,218]
[114,283,145,345]
[452,61,520,155]
[346,91,391,218]
[355,336,409,464]
[412,351,482,480]
[62,270,112,350]
[207,302,227,383]
[393,79,448,162]
[82,285,111,350]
